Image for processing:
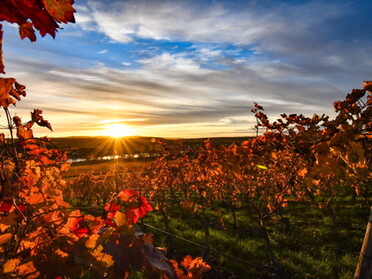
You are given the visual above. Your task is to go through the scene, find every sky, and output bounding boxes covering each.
[1,0,371,138]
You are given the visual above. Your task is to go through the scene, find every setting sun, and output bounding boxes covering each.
[104,123,133,138]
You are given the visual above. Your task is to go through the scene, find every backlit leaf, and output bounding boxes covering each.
[297,168,308,178]
[31,109,53,131]
[85,234,99,249]
[3,258,20,273]
[0,233,12,245]
[0,78,16,108]
[18,261,40,278]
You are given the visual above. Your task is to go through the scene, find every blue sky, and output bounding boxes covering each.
[1,0,371,138]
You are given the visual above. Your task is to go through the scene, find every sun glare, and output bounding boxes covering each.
[105,123,132,138]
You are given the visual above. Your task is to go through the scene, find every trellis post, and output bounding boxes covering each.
[355,207,372,279]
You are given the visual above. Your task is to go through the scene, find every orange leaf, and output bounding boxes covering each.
[0,233,12,245]
[17,261,40,278]
[19,21,36,42]
[297,168,308,178]
[0,78,16,108]
[3,258,20,273]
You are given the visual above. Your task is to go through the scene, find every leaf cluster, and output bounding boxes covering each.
[0,0,76,73]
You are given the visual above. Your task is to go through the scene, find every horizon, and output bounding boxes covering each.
[1,0,371,138]
[48,134,253,140]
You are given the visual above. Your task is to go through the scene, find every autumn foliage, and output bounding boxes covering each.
[0,0,76,73]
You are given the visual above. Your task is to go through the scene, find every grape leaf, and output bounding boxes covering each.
[0,78,26,108]
[3,259,20,273]
[0,201,12,212]
[19,21,36,42]
[42,0,76,23]
[0,0,76,73]
[0,232,12,245]
[31,109,53,131]
[0,78,16,108]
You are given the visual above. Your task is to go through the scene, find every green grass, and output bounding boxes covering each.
[136,197,368,279]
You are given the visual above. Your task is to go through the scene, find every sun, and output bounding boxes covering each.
[105,123,132,138]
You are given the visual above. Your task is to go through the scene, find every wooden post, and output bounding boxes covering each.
[355,207,372,279]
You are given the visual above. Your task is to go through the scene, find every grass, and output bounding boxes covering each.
[135,199,367,279]
[63,159,154,178]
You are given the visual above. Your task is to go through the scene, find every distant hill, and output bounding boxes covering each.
[48,136,252,159]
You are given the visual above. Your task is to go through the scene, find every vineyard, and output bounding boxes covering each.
[62,85,371,278]
[0,1,371,278]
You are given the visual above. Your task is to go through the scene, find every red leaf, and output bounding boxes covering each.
[41,0,76,23]
[104,202,121,227]
[31,109,53,131]
[0,201,12,212]
[125,206,140,225]
[17,204,26,213]
[74,227,89,237]
[19,21,36,42]
[104,202,121,213]
[68,211,90,237]
[139,196,153,218]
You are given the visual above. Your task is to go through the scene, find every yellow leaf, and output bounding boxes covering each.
[85,234,99,249]
[92,245,114,267]
[114,211,135,234]
[114,211,128,227]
